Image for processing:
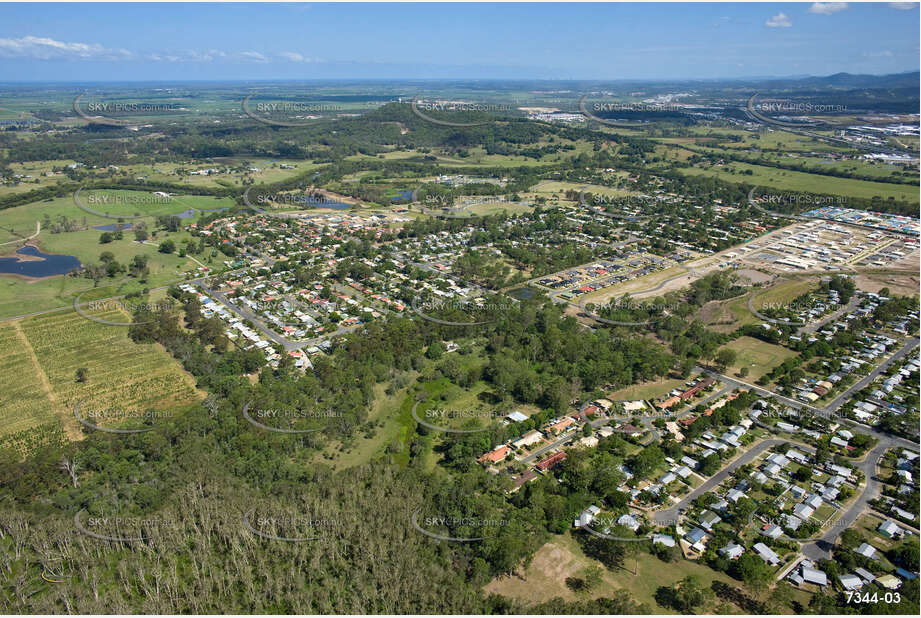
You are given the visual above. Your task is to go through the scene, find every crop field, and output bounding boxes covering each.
[1,306,203,439]
[0,321,59,438]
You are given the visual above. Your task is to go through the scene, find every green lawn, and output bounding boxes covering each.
[608,376,690,402]
[679,161,918,204]
[718,336,799,381]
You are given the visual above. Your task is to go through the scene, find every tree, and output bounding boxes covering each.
[730,553,773,591]
[425,341,444,360]
[671,575,713,613]
[714,348,737,372]
[158,239,176,254]
[75,367,88,383]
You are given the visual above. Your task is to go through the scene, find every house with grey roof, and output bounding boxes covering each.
[720,543,744,560]
[802,566,828,586]
[839,574,863,591]
[753,542,780,565]
[855,543,878,560]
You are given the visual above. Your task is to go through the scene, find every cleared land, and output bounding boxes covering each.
[484,532,807,613]
[718,336,799,381]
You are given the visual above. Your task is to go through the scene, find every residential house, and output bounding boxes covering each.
[855,543,878,560]
[653,534,675,547]
[877,520,902,538]
[478,445,510,464]
[753,542,780,565]
[802,566,828,587]
[720,543,744,560]
[574,505,601,528]
[699,510,722,531]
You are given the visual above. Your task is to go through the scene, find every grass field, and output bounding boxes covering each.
[0,306,203,442]
[718,336,799,381]
[750,279,818,312]
[696,291,762,333]
[679,160,918,203]
[608,375,690,401]
[484,531,809,613]
[0,193,222,318]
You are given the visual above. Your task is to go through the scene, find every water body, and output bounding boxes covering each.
[391,190,414,202]
[0,245,81,277]
[94,223,134,231]
[508,287,536,300]
[174,208,229,219]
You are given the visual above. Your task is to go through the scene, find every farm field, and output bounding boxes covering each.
[0,306,203,441]
[0,321,60,437]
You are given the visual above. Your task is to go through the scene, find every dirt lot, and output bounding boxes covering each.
[855,272,921,296]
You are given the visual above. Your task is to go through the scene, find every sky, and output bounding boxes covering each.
[0,2,918,82]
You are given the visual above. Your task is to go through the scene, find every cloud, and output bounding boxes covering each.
[809,3,849,15]
[863,50,894,58]
[0,36,325,66]
[887,2,917,9]
[278,52,323,63]
[0,35,133,60]
[146,49,226,63]
[237,51,269,63]
[765,13,793,27]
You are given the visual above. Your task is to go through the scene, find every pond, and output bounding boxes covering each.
[391,190,414,202]
[0,245,81,278]
[93,223,134,231]
[507,287,536,300]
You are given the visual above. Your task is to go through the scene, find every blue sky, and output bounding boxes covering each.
[0,2,918,81]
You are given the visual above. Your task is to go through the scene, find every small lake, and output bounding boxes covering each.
[93,223,133,231]
[313,201,351,210]
[391,190,414,202]
[0,245,81,278]
[507,287,536,300]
